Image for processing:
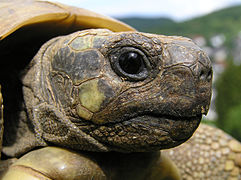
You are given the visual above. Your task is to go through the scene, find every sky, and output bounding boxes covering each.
[53,0,241,21]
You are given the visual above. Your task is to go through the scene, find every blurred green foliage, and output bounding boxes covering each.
[121,5,241,50]
[216,62,241,141]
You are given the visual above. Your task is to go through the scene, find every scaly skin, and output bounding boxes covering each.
[163,124,241,180]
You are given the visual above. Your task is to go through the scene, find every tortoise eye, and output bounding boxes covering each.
[118,52,145,75]
[110,47,150,81]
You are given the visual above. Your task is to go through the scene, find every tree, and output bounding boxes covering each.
[216,61,241,141]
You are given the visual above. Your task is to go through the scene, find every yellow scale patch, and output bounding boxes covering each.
[69,36,93,51]
[77,79,106,121]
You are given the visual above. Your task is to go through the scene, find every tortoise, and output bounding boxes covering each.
[0,0,239,179]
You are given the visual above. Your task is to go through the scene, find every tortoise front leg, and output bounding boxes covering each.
[1,147,181,180]
[1,147,107,180]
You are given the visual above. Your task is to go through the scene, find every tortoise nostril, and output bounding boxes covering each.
[196,52,212,82]
[207,69,212,81]
[199,70,205,80]
[199,68,212,82]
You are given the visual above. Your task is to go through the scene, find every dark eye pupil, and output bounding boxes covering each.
[119,52,144,74]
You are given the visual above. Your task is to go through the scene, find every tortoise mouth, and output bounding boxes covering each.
[89,113,202,152]
[128,113,202,140]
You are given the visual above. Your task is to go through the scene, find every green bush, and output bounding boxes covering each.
[225,104,241,140]
[216,62,241,141]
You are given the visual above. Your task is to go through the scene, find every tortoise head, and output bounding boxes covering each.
[23,29,212,152]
